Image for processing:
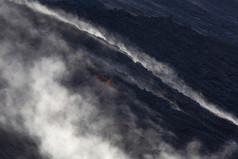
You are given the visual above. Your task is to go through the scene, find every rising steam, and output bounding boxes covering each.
[0,2,129,158]
[1,1,237,159]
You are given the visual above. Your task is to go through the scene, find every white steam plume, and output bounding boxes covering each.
[0,56,130,159]
[25,58,129,159]
[12,0,238,126]
[0,3,130,158]
[1,1,238,159]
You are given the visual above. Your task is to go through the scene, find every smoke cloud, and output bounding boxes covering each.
[0,2,129,158]
[0,0,237,159]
